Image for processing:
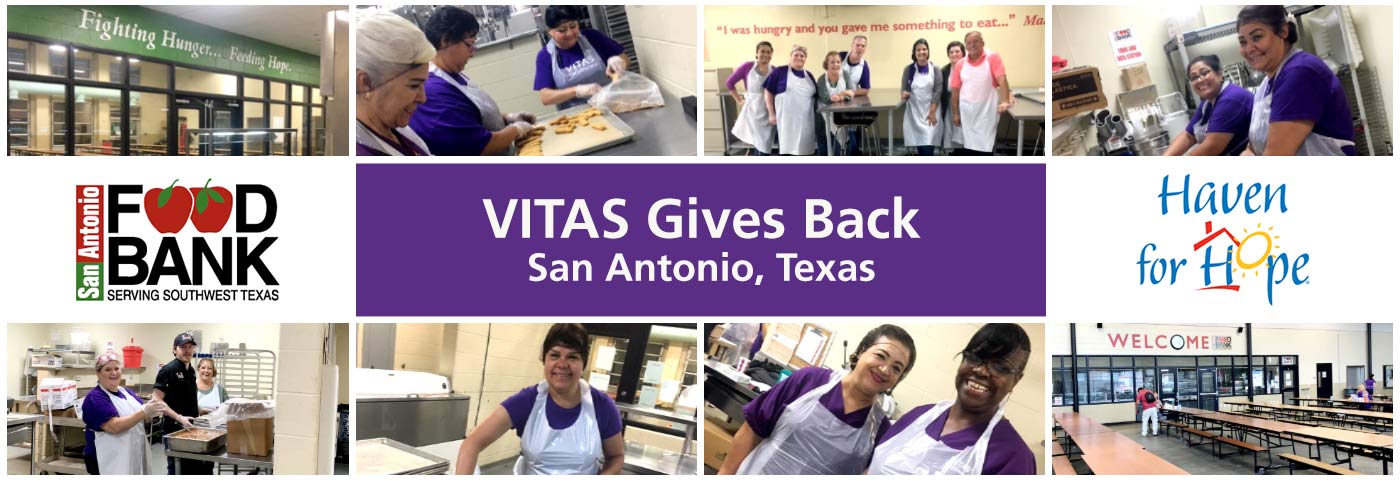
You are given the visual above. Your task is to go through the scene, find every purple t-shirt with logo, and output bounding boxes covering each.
[81,386,145,458]
[409,70,492,156]
[533,29,625,91]
[876,403,1036,474]
[500,384,623,440]
[742,367,891,440]
[1267,49,1355,155]
[1185,82,1252,155]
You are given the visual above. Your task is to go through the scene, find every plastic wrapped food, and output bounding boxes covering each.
[589,71,665,113]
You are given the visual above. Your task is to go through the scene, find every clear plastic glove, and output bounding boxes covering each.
[142,400,167,418]
[606,56,626,76]
[505,112,536,124]
[175,414,195,429]
[575,83,602,98]
[509,120,535,137]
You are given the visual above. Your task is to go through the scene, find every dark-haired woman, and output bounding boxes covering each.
[1236,5,1354,155]
[535,5,630,110]
[1163,54,1252,156]
[718,325,915,474]
[900,38,941,156]
[411,6,536,156]
[867,323,1035,475]
[727,41,777,155]
[455,324,625,474]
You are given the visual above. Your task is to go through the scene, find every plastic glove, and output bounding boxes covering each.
[575,83,602,98]
[606,56,626,76]
[175,414,195,429]
[509,120,536,137]
[142,400,167,418]
[505,112,536,124]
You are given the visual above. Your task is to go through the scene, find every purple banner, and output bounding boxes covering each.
[357,164,1045,316]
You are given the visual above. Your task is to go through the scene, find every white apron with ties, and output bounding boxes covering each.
[904,65,938,147]
[94,387,149,475]
[868,399,1007,475]
[1247,48,1354,156]
[731,64,775,154]
[355,121,432,156]
[431,63,504,131]
[774,68,817,155]
[957,54,1000,153]
[513,380,604,475]
[735,370,887,474]
[547,33,612,110]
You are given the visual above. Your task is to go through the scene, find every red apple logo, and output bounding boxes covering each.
[144,179,193,234]
[189,178,233,233]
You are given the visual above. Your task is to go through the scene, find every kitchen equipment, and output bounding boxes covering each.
[164,427,228,454]
[354,369,469,447]
[355,438,449,475]
[530,104,637,156]
[122,339,144,368]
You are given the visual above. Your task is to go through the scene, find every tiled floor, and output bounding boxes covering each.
[1060,422,1391,475]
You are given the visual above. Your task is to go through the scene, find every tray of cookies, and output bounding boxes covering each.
[515,104,635,156]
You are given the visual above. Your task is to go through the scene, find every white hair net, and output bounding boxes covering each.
[357,10,436,90]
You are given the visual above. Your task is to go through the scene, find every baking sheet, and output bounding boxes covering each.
[355,438,449,475]
[529,104,636,156]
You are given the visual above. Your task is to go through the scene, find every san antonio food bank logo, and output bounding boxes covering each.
[75,179,280,302]
[1135,175,1310,305]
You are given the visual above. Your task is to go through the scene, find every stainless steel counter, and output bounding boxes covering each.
[617,402,698,458]
[356,395,470,447]
[166,445,274,473]
[622,440,698,475]
[589,91,697,156]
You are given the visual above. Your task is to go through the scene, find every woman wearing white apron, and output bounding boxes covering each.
[410,6,537,156]
[1162,55,1253,156]
[901,39,942,156]
[937,41,966,153]
[763,45,818,156]
[816,51,856,156]
[81,353,167,475]
[1235,6,1356,156]
[535,6,631,110]
[867,323,1036,475]
[950,31,1014,155]
[456,324,625,474]
[726,41,776,155]
[356,11,436,156]
[718,325,916,474]
[195,358,229,414]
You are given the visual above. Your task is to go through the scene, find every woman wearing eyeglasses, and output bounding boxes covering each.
[867,323,1035,475]
[718,325,915,475]
[409,6,538,156]
[1162,54,1252,156]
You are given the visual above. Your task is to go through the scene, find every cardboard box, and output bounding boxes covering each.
[703,420,734,471]
[227,417,274,456]
[1052,66,1108,120]
[1122,63,1152,90]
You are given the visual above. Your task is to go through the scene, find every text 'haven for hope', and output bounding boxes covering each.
[483,197,920,285]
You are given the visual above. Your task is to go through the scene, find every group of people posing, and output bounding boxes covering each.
[726,31,1016,156]
[356,6,631,156]
[1161,6,1357,156]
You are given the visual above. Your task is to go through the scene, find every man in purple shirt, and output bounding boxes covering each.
[534,6,630,110]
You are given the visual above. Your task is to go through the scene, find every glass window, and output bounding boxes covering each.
[72,86,122,155]
[1113,370,1135,402]
[7,80,66,154]
[311,106,324,155]
[73,50,125,83]
[1158,356,1194,367]
[1199,357,1215,367]
[1233,368,1248,394]
[48,46,73,76]
[128,91,166,155]
[1216,367,1232,394]
[291,105,305,155]
[1112,356,1133,368]
[1267,356,1280,365]
[244,78,265,99]
[1076,371,1088,404]
[1136,367,1156,392]
[1159,368,1175,395]
[243,102,266,155]
[1088,369,1112,403]
[1053,370,1067,406]
[587,335,629,398]
[292,84,305,103]
[8,39,65,78]
[635,325,697,412]
[1252,367,1266,394]
[175,67,237,96]
[1088,357,1109,368]
[269,103,287,154]
[131,59,169,89]
[269,80,287,101]
[311,87,322,104]
[1136,357,1155,367]
[1178,368,1198,396]
[1283,368,1294,388]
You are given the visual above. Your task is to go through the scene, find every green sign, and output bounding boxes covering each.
[8,5,321,84]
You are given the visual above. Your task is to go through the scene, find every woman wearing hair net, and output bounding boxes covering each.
[866,323,1036,475]
[356,11,436,156]
[409,6,538,156]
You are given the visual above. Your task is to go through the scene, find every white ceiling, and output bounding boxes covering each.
[145,5,343,55]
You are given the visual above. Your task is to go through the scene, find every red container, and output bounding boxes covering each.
[122,345,144,369]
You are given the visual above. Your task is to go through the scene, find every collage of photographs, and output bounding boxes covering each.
[2,1,1396,479]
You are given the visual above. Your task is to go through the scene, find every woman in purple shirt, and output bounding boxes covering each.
[726,41,776,155]
[409,6,537,156]
[1163,54,1252,156]
[535,6,630,110]
[868,323,1036,475]
[80,353,168,475]
[456,324,624,474]
[355,11,436,156]
[1236,5,1355,156]
[718,325,916,475]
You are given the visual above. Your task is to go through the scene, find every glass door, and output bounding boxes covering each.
[174,96,242,155]
[1158,368,1176,405]
[1199,368,1218,411]
[1177,368,1199,408]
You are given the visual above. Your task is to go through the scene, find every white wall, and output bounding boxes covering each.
[625,5,698,100]
[464,36,552,119]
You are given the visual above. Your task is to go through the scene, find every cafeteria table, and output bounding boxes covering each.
[818,89,904,156]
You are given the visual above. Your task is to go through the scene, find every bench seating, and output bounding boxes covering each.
[1279,453,1362,475]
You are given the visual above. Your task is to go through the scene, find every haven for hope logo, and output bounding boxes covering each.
[1136,175,1310,305]
[75,179,279,302]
